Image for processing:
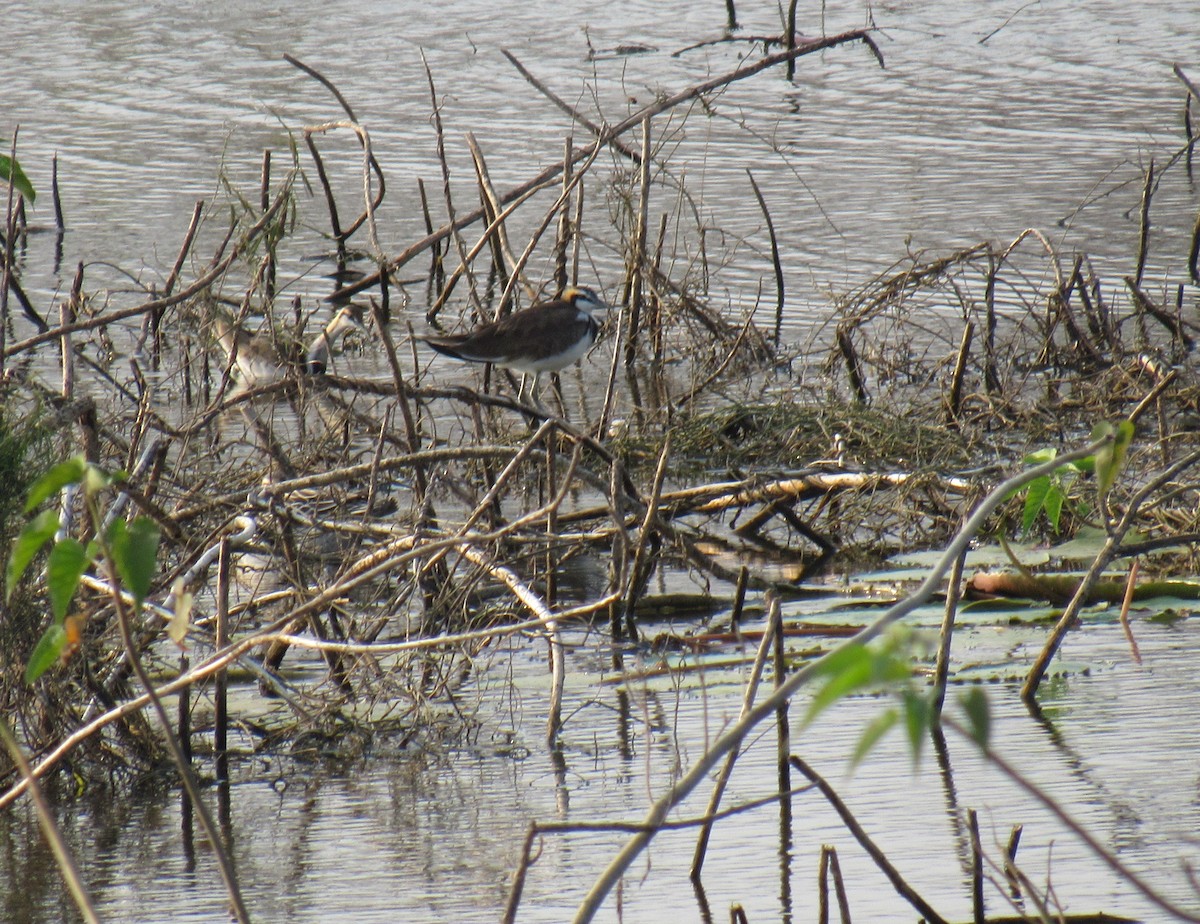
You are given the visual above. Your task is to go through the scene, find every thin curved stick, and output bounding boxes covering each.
[791,755,948,923]
[285,53,386,242]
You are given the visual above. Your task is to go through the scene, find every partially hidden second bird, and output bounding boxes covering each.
[214,304,365,385]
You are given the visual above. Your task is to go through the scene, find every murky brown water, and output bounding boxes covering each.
[4,0,1200,921]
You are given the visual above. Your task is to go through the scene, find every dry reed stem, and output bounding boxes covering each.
[621,432,672,638]
[932,545,967,718]
[0,719,100,923]
[624,117,653,368]
[1117,558,1143,665]
[163,200,205,298]
[791,754,948,923]
[817,845,852,924]
[466,133,523,306]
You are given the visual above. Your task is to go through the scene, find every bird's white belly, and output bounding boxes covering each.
[503,332,595,373]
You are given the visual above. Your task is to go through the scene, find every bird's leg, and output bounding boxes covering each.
[530,373,546,412]
[517,373,546,412]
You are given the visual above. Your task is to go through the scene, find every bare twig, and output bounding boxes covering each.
[0,719,100,923]
[792,754,948,923]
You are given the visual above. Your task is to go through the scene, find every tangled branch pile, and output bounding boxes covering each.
[2,30,1199,798]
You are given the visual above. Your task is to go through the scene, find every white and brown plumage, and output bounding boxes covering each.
[418,286,609,403]
[214,305,365,385]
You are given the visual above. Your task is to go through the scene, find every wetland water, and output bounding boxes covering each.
[4,1,1200,921]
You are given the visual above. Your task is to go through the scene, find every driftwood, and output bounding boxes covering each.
[966,571,1200,606]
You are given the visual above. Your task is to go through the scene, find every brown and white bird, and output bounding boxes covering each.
[213,305,364,385]
[418,285,610,404]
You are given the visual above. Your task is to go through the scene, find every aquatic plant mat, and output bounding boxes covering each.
[3,33,1200,924]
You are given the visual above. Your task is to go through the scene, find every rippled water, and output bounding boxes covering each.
[6,0,1199,321]
[3,616,1199,922]
[5,1,1200,921]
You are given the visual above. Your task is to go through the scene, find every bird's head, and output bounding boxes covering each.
[563,286,610,314]
[307,304,367,374]
[328,304,367,340]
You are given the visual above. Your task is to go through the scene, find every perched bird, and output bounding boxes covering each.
[213,305,365,385]
[418,285,610,404]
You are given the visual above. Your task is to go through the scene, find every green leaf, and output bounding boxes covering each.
[46,538,90,623]
[1023,447,1058,466]
[23,456,87,513]
[803,643,875,726]
[25,624,66,684]
[901,688,932,764]
[6,509,59,602]
[1042,481,1066,533]
[850,707,898,769]
[1073,454,1097,475]
[109,517,160,604]
[958,686,991,748]
[1020,475,1050,534]
[0,151,36,204]
[804,641,913,727]
[83,464,122,497]
[1094,419,1133,501]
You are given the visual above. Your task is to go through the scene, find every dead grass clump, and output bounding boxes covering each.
[672,401,978,473]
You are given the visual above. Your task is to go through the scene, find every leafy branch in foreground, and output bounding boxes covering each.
[4,453,249,921]
[802,629,991,768]
[0,147,37,203]
[5,455,160,683]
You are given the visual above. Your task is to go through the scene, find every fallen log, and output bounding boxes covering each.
[966,570,1200,606]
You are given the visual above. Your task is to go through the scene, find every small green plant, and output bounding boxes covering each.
[1014,419,1133,535]
[5,455,161,684]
